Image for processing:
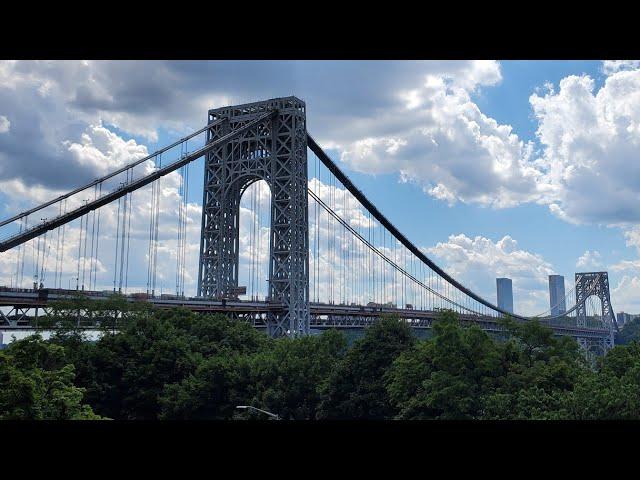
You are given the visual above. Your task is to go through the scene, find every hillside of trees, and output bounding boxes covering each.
[616,317,640,345]
[2,301,640,420]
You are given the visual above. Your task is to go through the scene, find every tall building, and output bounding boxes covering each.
[549,275,567,316]
[496,277,513,314]
[617,312,628,327]
[616,312,639,327]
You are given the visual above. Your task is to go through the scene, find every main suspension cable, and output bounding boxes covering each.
[309,189,481,315]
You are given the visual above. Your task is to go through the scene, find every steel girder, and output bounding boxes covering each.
[0,298,615,354]
[0,306,34,326]
[197,97,310,337]
[577,336,614,357]
[575,271,615,351]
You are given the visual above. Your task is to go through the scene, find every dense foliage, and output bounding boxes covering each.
[0,336,102,419]
[616,317,640,345]
[2,302,640,420]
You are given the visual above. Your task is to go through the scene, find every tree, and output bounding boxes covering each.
[385,312,591,420]
[318,316,415,419]
[159,353,253,420]
[386,310,503,419]
[159,330,347,420]
[481,318,586,419]
[616,317,640,345]
[563,343,640,419]
[247,329,347,420]
[0,335,102,420]
[9,296,640,421]
[64,309,270,420]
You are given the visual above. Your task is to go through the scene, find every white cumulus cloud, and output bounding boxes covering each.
[64,124,149,175]
[0,115,9,133]
[427,234,555,315]
[612,275,640,313]
[339,69,541,209]
[576,250,604,270]
[602,60,640,75]
[530,67,640,226]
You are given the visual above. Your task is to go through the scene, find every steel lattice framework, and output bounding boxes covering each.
[575,271,615,353]
[197,97,310,337]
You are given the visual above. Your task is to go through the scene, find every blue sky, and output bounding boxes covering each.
[333,61,628,292]
[0,60,639,315]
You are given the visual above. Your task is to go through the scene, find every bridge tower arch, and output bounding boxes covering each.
[197,97,309,337]
[575,271,616,352]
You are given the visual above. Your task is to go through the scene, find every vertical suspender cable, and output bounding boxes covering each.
[76,214,84,290]
[93,184,102,291]
[147,181,154,295]
[315,175,319,303]
[151,156,161,296]
[256,181,260,298]
[34,233,40,288]
[148,175,156,295]
[54,202,62,288]
[82,207,90,290]
[182,144,189,296]
[249,183,256,299]
[20,216,28,288]
[181,166,186,296]
[182,163,188,296]
[327,173,335,303]
[88,185,98,290]
[325,170,329,303]
[175,154,181,296]
[383,228,386,304]
[177,167,182,295]
[114,196,122,291]
[124,189,133,293]
[41,233,51,286]
[342,184,346,304]
[39,232,48,287]
[118,182,128,292]
[151,180,157,295]
[15,219,24,288]
[59,202,67,289]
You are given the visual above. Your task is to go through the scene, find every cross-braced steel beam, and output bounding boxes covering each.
[197,97,310,337]
[575,271,616,351]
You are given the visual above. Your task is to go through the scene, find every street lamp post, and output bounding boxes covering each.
[235,405,280,420]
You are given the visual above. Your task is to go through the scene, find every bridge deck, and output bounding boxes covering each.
[0,287,610,340]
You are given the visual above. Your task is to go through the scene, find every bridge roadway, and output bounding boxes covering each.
[0,287,610,341]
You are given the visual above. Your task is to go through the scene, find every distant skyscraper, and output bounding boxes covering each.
[617,312,628,327]
[496,277,513,314]
[616,312,638,327]
[549,275,566,316]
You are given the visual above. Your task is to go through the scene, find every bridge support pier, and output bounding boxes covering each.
[575,272,616,355]
[577,334,615,357]
[197,97,310,337]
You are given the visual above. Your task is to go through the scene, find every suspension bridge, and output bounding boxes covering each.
[0,97,617,354]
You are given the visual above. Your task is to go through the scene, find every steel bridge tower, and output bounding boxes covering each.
[575,271,616,353]
[197,97,310,337]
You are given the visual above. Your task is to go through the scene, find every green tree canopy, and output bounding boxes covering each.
[5,299,640,421]
[318,316,416,419]
[54,309,270,420]
[246,329,347,420]
[616,317,640,345]
[386,313,589,420]
[0,335,102,420]
[386,311,504,419]
[562,342,640,419]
